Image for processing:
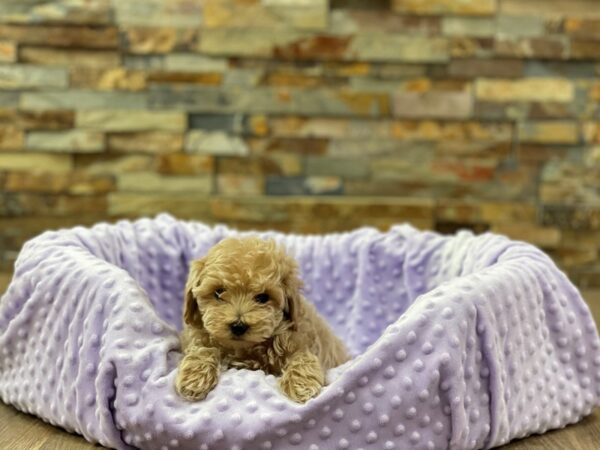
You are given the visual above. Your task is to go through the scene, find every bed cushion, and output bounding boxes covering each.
[1,214,599,450]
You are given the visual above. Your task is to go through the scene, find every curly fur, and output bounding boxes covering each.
[175,237,349,403]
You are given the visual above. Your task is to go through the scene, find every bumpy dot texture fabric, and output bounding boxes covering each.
[1,214,599,450]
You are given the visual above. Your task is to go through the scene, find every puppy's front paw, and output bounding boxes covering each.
[279,351,324,403]
[175,348,220,401]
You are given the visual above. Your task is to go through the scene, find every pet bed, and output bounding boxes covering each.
[0,214,599,450]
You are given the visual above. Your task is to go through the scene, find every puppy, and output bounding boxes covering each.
[175,237,349,403]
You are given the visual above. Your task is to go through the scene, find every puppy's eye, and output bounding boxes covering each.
[214,288,225,300]
[254,293,269,304]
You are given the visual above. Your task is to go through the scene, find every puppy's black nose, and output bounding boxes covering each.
[230,321,249,336]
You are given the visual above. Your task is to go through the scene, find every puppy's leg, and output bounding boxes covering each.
[278,351,324,403]
[175,346,221,401]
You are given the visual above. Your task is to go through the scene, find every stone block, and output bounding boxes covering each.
[518,121,580,144]
[0,153,72,172]
[204,0,328,30]
[330,10,441,34]
[107,131,183,154]
[0,110,74,130]
[0,64,67,89]
[565,19,600,40]
[305,156,370,179]
[108,193,211,219]
[392,0,497,15]
[0,91,21,108]
[0,126,24,150]
[163,54,228,73]
[491,223,561,247]
[583,122,600,143]
[571,40,600,60]
[349,35,449,63]
[21,91,147,110]
[0,25,118,48]
[150,86,389,117]
[542,205,600,230]
[248,136,329,155]
[76,110,185,131]
[117,171,212,193]
[185,130,249,156]
[26,130,104,153]
[266,176,343,195]
[20,47,121,68]
[200,29,449,63]
[480,202,537,223]
[217,174,264,196]
[2,194,107,217]
[146,71,222,86]
[210,196,290,222]
[219,155,300,176]
[76,155,154,175]
[4,172,114,195]
[155,153,214,175]
[496,15,545,38]
[442,17,495,36]
[500,0,600,18]
[495,37,569,59]
[189,114,242,132]
[475,78,574,102]
[524,61,600,79]
[450,37,495,58]
[0,41,16,62]
[448,59,523,78]
[123,27,198,54]
[393,91,473,119]
[70,68,147,91]
[112,0,203,28]
[1,0,112,25]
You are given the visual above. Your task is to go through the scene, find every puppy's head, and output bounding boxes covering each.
[183,237,302,348]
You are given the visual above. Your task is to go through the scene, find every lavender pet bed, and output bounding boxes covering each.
[1,214,599,450]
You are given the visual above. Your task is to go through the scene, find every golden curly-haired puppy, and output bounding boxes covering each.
[175,237,349,403]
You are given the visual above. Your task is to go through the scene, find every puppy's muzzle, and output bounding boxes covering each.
[230,321,249,336]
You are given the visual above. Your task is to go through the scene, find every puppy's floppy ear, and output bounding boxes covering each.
[183,259,205,328]
[281,255,303,332]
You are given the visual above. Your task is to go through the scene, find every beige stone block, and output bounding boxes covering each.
[108,131,183,154]
[519,122,580,144]
[349,34,449,63]
[393,0,497,15]
[185,130,249,156]
[20,47,120,68]
[77,155,154,175]
[108,193,211,219]
[204,0,328,30]
[475,78,574,102]
[76,110,185,131]
[442,17,495,36]
[26,130,104,152]
[0,64,67,89]
[0,153,72,172]
[117,171,212,193]
[393,91,473,119]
